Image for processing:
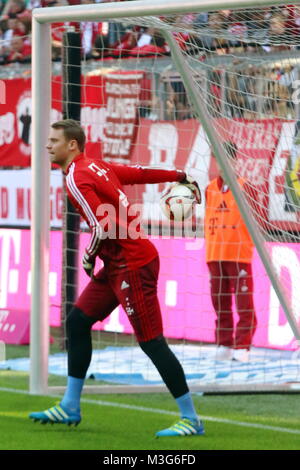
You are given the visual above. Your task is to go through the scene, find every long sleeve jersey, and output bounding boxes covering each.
[65,153,185,271]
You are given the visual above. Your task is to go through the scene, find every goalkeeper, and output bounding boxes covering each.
[29,119,203,438]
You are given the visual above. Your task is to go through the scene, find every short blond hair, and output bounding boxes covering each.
[52,119,85,152]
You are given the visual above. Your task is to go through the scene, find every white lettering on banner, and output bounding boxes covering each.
[0,310,9,322]
[0,80,6,105]
[50,108,62,124]
[0,187,8,218]
[106,97,138,120]
[20,142,31,156]
[268,246,300,346]
[230,121,281,150]
[103,138,131,156]
[269,122,297,222]
[165,280,177,307]
[143,123,178,221]
[9,269,19,294]
[237,159,267,186]
[0,311,15,342]
[26,271,59,297]
[81,106,106,143]
[105,122,135,137]
[0,112,14,145]
[50,186,63,222]
[184,124,210,221]
[105,82,141,95]
[0,230,21,308]
[0,170,63,227]
[16,188,31,220]
[49,272,57,297]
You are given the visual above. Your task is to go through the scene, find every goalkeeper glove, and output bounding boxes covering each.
[82,252,95,279]
[180,174,201,204]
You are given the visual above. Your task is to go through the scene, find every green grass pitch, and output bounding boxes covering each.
[0,370,299,450]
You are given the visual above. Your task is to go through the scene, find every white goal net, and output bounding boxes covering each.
[30,0,300,395]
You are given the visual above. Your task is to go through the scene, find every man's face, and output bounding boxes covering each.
[46,127,73,166]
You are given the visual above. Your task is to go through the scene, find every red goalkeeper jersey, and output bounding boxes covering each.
[65,153,185,271]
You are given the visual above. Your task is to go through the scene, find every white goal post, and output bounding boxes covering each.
[31,0,300,395]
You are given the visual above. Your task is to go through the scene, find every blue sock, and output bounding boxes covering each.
[175,392,198,423]
[60,376,84,413]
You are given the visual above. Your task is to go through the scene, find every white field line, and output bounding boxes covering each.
[0,386,299,435]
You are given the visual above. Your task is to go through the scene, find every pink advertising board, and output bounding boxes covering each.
[0,228,299,350]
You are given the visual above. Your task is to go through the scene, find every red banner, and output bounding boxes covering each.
[0,78,32,166]
[103,70,143,162]
[0,77,299,230]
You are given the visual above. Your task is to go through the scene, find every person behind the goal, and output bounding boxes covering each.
[205,141,258,362]
[29,119,203,438]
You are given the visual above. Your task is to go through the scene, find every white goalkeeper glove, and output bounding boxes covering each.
[82,252,96,279]
[180,174,201,204]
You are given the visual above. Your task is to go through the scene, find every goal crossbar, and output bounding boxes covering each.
[32,0,296,24]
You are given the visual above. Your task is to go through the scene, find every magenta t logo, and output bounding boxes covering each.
[0,80,6,104]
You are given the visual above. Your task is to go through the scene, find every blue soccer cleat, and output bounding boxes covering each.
[29,403,81,426]
[156,418,205,437]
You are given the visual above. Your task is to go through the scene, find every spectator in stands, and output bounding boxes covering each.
[27,0,42,9]
[208,69,222,116]
[264,12,294,51]
[91,32,110,59]
[79,4,128,58]
[79,0,104,59]
[193,12,229,52]
[135,27,154,49]
[0,19,12,54]
[129,29,167,57]
[244,7,270,40]
[109,26,139,57]
[240,65,260,118]
[7,13,27,36]
[193,12,208,29]
[226,17,248,52]
[165,78,192,121]
[138,72,159,120]
[45,0,69,60]
[224,72,245,118]
[81,20,102,59]
[0,0,27,19]
[204,141,257,362]
[284,5,300,38]
[6,33,31,62]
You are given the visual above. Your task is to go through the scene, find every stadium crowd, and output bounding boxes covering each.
[0,1,299,120]
[0,2,300,64]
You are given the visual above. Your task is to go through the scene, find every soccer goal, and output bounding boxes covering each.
[31,0,300,396]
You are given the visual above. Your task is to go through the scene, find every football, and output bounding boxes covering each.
[160,183,197,221]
